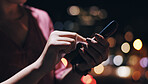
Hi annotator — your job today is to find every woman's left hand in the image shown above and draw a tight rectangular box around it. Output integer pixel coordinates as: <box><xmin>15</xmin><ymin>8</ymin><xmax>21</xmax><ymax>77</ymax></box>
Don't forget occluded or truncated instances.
<box><xmin>77</xmin><ymin>34</ymin><xmax>109</xmax><ymax>71</ymax></box>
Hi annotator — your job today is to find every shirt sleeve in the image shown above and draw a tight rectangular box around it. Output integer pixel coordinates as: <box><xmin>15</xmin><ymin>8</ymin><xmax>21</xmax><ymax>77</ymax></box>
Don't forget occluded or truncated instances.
<box><xmin>28</xmin><ymin>6</ymin><xmax>54</xmax><ymax>40</ymax></box>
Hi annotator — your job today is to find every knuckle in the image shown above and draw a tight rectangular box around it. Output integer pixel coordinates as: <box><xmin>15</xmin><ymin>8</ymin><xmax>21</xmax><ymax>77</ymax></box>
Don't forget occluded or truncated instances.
<box><xmin>73</xmin><ymin>32</ymin><xmax>77</xmax><ymax>35</ymax></box>
<box><xmin>71</xmin><ymin>39</ymin><xmax>76</xmax><ymax>42</ymax></box>
<box><xmin>50</xmin><ymin>31</ymin><xmax>55</xmax><ymax>36</ymax></box>
<box><xmin>51</xmin><ymin>31</ymin><xmax>59</xmax><ymax>35</ymax></box>
<box><xmin>74</xmin><ymin>33</ymin><xmax>78</xmax><ymax>38</ymax></box>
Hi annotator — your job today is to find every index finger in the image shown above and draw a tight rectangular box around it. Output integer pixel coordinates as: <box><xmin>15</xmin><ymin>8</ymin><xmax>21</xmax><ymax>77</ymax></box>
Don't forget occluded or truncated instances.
<box><xmin>94</xmin><ymin>34</ymin><xmax>109</xmax><ymax>47</ymax></box>
<box><xmin>76</xmin><ymin>34</ymin><xmax>86</xmax><ymax>43</ymax></box>
<box><xmin>56</xmin><ymin>31</ymin><xmax>86</xmax><ymax>43</ymax></box>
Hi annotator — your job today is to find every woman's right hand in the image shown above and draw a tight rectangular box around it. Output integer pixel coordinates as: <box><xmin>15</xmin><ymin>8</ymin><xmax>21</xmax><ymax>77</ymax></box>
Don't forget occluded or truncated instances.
<box><xmin>37</xmin><ymin>31</ymin><xmax>86</xmax><ymax>73</ymax></box>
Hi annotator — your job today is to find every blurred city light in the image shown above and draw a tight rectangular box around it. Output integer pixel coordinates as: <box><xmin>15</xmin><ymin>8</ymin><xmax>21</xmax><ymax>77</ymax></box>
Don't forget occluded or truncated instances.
<box><xmin>81</xmin><ymin>74</ymin><xmax>93</xmax><ymax>84</ymax></box>
<box><xmin>64</xmin><ymin>20</ymin><xmax>74</xmax><ymax>30</ymax></box>
<box><xmin>102</xmin><ymin>66</ymin><xmax>113</xmax><ymax>76</ymax></box>
<box><xmin>91</xmin><ymin>78</ymin><xmax>97</xmax><ymax>84</ymax></box>
<box><xmin>89</xmin><ymin>6</ymin><xmax>99</xmax><ymax>16</ymax></box>
<box><xmin>94</xmin><ymin>64</ymin><xmax>104</xmax><ymax>75</ymax></box>
<box><xmin>97</xmin><ymin>9</ymin><xmax>108</xmax><ymax>19</ymax></box>
<box><xmin>128</xmin><ymin>55</ymin><xmax>139</xmax><ymax>66</ymax></box>
<box><xmin>132</xmin><ymin>71</ymin><xmax>141</xmax><ymax>81</ymax></box>
<box><xmin>80</xmin><ymin>15</ymin><xmax>94</xmax><ymax>25</ymax></box>
<box><xmin>140</xmin><ymin>57</ymin><xmax>148</xmax><ymax>68</ymax></box>
<box><xmin>107</xmin><ymin>37</ymin><xmax>116</xmax><ymax>48</ymax></box>
<box><xmin>68</xmin><ymin>6</ymin><xmax>80</xmax><ymax>16</ymax></box>
<box><xmin>101</xmin><ymin>56</ymin><xmax>111</xmax><ymax>66</ymax></box>
<box><xmin>133</xmin><ymin>39</ymin><xmax>143</xmax><ymax>50</ymax></box>
<box><xmin>116</xmin><ymin>66</ymin><xmax>131</xmax><ymax>78</ymax></box>
<box><xmin>113</xmin><ymin>55</ymin><xmax>123</xmax><ymax>66</ymax></box>
<box><xmin>121</xmin><ymin>42</ymin><xmax>130</xmax><ymax>53</ymax></box>
<box><xmin>54</xmin><ymin>21</ymin><xmax>64</xmax><ymax>30</ymax></box>
<box><xmin>61</xmin><ymin>58</ymin><xmax>68</xmax><ymax>67</ymax></box>
<box><xmin>124</xmin><ymin>31</ymin><xmax>133</xmax><ymax>42</ymax></box>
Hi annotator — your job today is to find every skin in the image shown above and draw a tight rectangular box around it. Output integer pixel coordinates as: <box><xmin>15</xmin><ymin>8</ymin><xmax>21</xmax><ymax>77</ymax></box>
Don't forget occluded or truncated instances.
<box><xmin>0</xmin><ymin>0</ymin><xmax>109</xmax><ymax>84</ymax></box>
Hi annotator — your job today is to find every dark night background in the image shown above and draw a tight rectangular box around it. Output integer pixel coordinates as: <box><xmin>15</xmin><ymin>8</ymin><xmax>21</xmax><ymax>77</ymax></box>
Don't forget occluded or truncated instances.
<box><xmin>25</xmin><ymin>0</ymin><xmax>148</xmax><ymax>84</ymax></box>
<box><xmin>25</xmin><ymin>0</ymin><xmax>148</xmax><ymax>45</ymax></box>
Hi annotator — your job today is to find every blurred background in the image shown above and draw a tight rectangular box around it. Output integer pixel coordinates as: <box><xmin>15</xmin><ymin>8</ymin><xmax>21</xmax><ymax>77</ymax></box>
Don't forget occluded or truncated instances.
<box><xmin>26</xmin><ymin>0</ymin><xmax>148</xmax><ymax>84</ymax></box>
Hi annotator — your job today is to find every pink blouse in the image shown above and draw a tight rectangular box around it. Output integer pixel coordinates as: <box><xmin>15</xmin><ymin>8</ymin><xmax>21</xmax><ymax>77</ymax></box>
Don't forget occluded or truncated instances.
<box><xmin>0</xmin><ymin>6</ymin><xmax>55</xmax><ymax>84</ymax></box>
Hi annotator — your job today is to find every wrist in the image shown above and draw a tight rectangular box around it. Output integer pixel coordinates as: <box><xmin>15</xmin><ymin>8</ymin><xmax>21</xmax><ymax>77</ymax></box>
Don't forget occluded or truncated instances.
<box><xmin>33</xmin><ymin>58</ymin><xmax>50</xmax><ymax>75</ymax></box>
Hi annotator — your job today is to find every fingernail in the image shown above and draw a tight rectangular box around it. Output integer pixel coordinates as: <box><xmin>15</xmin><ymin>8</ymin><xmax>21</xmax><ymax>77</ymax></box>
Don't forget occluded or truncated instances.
<box><xmin>95</xmin><ymin>34</ymin><xmax>103</xmax><ymax>39</ymax></box>
<box><xmin>95</xmin><ymin>33</ymin><xmax>98</xmax><ymax>36</ymax></box>
<box><xmin>94</xmin><ymin>33</ymin><xmax>100</xmax><ymax>37</ymax></box>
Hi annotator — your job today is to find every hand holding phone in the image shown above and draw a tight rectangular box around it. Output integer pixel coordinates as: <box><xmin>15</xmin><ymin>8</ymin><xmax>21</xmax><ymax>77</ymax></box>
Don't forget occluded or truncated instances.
<box><xmin>64</xmin><ymin>20</ymin><xmax>118</xmax><ymax>75</ymax></box>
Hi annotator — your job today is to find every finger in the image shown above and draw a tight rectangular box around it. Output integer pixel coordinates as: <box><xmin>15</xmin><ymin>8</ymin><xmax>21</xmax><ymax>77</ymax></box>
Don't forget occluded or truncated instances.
<box><xmin>79</xmin><ymin>48</ymin><xmax>96</xmax><ymax>68</ymax></box>
<box><xmin>52</xmin><ymin>41</ymin><xmax>71</xmax><ymax>46</ymax></box>
<box><xmin>86</xmin><ymin>39</ymin><xmax>104</xmax><ymax>52</ymax></box>
<box><xmin>57</xmin><ymin>37</ymin><xmax>77</xmax><ymax>51</ymax></box>
<box><xmin>76</xmin><ymin>34</ymin><xmax>86</xmax><ymax>43</ymax></box>
<box><xmin>86</xmin><ymin>39</ymin><xmax>109</xmax><ymax>61</ymax></box>
<box><xmin>54</xmin><ymin>30</ymin><xmax>76</xmax><ymax>36</ymax></box>
<box><xmin>94</xmin><ymin>34</ymin><xmax>109</xmax><ymax>47</ymax></box>
<box><xmin>82</xmin><ymin>44</ymin><xmax>103</xmax><ymax>65</ymax></box>
<box><xmin>57</xmin><ymin>37</ymin><xmax>75</xmax><ymax>42</ymax></box>
<box><xmin>86</xmin><ymin>38</ymin><xmax>105</xmax><ymax>54</ymax></box>
<box><xmin>57</xmin><ymin>31</ymin><xmax>86</xmax><ymax>43</ymax></box>
<box><xmin>50</xmin><ymin>41</ymin><xmax>71</xmax><ymax>51</ymax></box>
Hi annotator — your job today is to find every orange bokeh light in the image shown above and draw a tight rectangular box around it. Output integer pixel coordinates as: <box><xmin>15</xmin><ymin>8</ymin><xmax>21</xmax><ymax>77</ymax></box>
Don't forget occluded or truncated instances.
<box><xmin>61</xmin><ymin>58</ymin><xmax>68</xmax><ymax>67</ymax></box>
<box><xmin>132</xmin><ymin>71</ymin><xmax>141</xmax><ymax>81</ymax></box>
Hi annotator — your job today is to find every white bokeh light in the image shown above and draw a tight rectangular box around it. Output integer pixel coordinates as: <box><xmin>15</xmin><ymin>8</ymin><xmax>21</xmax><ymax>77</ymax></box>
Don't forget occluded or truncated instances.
<box><xmin>113</xmin><ymin>55</ymin><xmax>123</xmax><ymax>66</ymax></box>
<box><xmin>116</xmin><ymin>66</ymin><xmax>131</xmax><ymax>78</ymax></box>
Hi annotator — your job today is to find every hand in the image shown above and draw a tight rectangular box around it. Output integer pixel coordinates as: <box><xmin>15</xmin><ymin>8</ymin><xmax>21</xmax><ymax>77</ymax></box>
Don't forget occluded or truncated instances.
<box><xmin>37</xmin><ymin>31</ymin><xmax>86</xmax><ymax>72</ymax></box>
<box><xmin>77</xmin><ymin>34</ymin><xmax>109</xmax><ymax>71</ymax></box>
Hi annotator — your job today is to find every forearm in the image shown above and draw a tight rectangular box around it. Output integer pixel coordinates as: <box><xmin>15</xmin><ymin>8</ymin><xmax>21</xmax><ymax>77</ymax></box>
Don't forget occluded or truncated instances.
<box><xmin>1</xmin><ymin>61</ymin><xmax>47</xmax><ymax>84</ymax></box>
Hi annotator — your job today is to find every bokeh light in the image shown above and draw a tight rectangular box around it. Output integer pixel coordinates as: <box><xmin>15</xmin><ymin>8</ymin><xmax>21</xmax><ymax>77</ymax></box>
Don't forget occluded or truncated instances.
<box><xmin>116</xmin><ymin>66</ymin><xmax>131</xmax><ymax>78</ymax></box>
<box><xmin>97</xmin><ymin>9</ymin><xmax>107</xmax><ymax>19</ymax></box>
<box><xmin>54</xmin><ymin>21</ymin><xmax>64</xmax><ymax>30</ymax></box>
<box><xmin>89</xmin><ymin>6</ymin><xmax>99</xmax><ymax>16</ymax></box>
<box><xmin>102</xmin><ymin>66</ymin><xmax>113</xmax><ymax>76</ymax></box>
<box><xmin>81</xmin><ymin>74</ymin><xmax>93</xmax><ymax>84</ymax></box>
<box><xmin>68</xmin><ymin>6</ymin><xmax>80</xmax><ymax>16</ymax></box>
<box><xmin>140</xmin><ymin>57</ymin><xmax>148</xmax><ymax>68</ymax></box>
<box><xmin>61</xmin><ymin>58</ymin><xmax>68</xmax><ymax>67</ymax></box>
<box><xmin>101</xmin><ymin>56</ymin><xmax>111</xmax><ymax>66</ymax></box>
<box><xmin>64</xmin><ymin>20</ymin><xmax>74</xmax><ymax>30</ymax></box>
<box><xmin>80</xmin><ymin>15</ymin><xmax>94</xmax><ymax>25</ymax></box>
<box><xmin>132</xmin><ymin>71</ymin><xmax>141</xmax><ymax>81</ymax></box>
<box><xmin>91</xmin><ymin>78</ymin><xmax>97</xmax><ymax>84</ymax></box>
<box><xmin>107</xmin><ymin>37</ymin><xmax>116</xmax><ymax>48</ymax></box>
<box><xmin>121</xmin><ymin>42</ymin><xmax>130</xmax><ymax>53</ymax></box>
<box><xmin>113</xmin><ymin>55</ymin><xmax>123</xmax><ymax>66</ymax></box>
<box><xmin>94</xmin><ymin>64</ymin><xmax>104</xmax><ymax>75</ymax></box>
<box><xmin>128</xmin><ymin>55</ymin><xmax>139</xmax><ymax>66</ymax></box>
<box><xmin>124</xmin><ymin>31</ymin><xmax>133</xmax><ymax>42</ymax></box>
<box><xmin>133</xmin><ymin>39</ymin><xmax>143</xmax><ymax>50</ymax></box>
